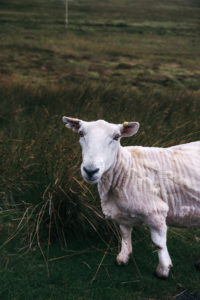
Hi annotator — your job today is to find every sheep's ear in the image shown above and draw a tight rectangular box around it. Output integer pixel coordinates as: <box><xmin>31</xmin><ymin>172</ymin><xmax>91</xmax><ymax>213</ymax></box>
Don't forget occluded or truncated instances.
<box><xmin>62</xmin><ymin>116</ymin><xmax>82</xmax><ymax>132</ymax></box>
<box><xmin>120</xmin><ymin>122</ymin><xmax>140</xmax><ymax>137</ymax></box>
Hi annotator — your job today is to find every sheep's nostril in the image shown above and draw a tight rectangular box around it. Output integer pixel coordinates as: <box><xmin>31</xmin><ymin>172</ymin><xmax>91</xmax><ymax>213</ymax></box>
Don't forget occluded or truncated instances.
<box><xmin>83</xmin><ymin>167</ymin><xmax>100</xmax><ymax>177</ymax></box>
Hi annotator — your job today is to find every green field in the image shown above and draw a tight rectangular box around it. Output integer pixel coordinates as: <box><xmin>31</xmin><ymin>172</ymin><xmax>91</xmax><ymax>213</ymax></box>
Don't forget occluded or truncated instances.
<box><xmin>0</xmin><ymin>0</ymin><xmax>200</xmax><ymax>299</ymax></box>
<box><xmin>1</xmin><ymin>0</ymin><xmax>200</xmax><ymax>89</ymax></box>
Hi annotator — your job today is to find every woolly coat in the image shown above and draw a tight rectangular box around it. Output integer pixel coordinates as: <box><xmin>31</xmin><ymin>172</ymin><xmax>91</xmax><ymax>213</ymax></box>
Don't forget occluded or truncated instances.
<box><xmin>98</xmin><ymin>141</ymin><xmax>200</xmax><ymax>227</ymax></box>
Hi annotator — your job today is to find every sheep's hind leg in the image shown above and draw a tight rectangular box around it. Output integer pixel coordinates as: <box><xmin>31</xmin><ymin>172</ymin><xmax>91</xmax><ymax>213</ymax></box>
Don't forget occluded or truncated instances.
<box><xmin>116</xmin><ymin>225</ymin><xmax>132</xmax><ymax>266</ymax></box>
<box><xmin>147</xmin><ymin>216</ymin><xmax>173</xmax><ymax>278</ymax></box>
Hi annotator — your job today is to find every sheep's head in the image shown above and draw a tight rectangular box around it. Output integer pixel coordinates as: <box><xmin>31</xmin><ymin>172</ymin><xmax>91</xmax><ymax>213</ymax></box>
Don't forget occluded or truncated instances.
<box><xmin>62</xmin><ymin>117</ymin><xmax>139</xmax><ymax>184</ymax></box>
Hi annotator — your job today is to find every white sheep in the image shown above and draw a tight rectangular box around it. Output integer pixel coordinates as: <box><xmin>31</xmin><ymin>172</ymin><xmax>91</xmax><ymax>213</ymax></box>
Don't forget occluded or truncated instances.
<box><xmin>62</xmin><ymin>117</ymin><xmax>200</xmax><ymax>278</ymax></box>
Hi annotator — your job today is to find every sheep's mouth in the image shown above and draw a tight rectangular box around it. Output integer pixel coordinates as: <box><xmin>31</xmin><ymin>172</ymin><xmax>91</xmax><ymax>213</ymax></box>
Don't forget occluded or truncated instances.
<box><xmin>83</xmin><ymin>175</ymin><xmax>100</xmax><ymax>184</ymax></box>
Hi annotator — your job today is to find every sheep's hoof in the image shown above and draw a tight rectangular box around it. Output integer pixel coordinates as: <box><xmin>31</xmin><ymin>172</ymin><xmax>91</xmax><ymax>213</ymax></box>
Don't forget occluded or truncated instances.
<box><xmin>115</xmin><ymin>253</ymin><xmax>131</xmax><ymax>267</ymax></box>
<box><xmin>195</xmin><ymin>260</ymin><xmax>200</xmax><ymax>271</ymax></box>
<box><xmin>154</xmin><ymin>270</ymin><xmax>167</xmax><ymax>280</ymax></box>
<box><xmin>115</xmin><ymin>259</ymin><xmax>129</xmax><ymax>267</ymax></box>
<box><xmin>155</xmin><ymin>264</ymin><xmax>172</xmax><ymax>279</ymax></box>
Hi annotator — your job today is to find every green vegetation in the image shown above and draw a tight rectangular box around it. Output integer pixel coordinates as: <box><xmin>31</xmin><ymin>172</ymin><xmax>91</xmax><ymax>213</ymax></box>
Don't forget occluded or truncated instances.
<box><xmin>1</xmin><ymin>231</ymin><xmax>200</xmax><ymax>300</ymax></box>
<box><xmin>0</xmin><ymin>0</ymin><xmax>200</xmax><ymax>299</ymax></box>
<box><xmin>0</xmin><ymin>0</ymin><xmax>200</xmax><ymax>88</ymax></box>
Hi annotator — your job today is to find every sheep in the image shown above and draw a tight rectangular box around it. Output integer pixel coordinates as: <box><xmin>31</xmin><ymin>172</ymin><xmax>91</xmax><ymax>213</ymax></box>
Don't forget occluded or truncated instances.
<box><xmin>62</xmin><ymin>117</ymin><xmax>200</xmax><ymax>278</ymax></box>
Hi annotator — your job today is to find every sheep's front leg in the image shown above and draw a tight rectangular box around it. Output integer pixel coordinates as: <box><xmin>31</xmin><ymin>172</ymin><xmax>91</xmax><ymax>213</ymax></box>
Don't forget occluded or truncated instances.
<box><xmin>116</xmin><ymin>225</ymin><xmax>132</xmax><ymax>266</ymax></box>
<box><xmin>148</xmin><ymin>217</ymin><xmax>172</xmax><ymax>278</ymax></box>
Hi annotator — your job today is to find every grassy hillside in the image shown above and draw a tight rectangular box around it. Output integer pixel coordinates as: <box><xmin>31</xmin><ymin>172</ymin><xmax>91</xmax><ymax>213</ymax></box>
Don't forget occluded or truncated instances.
<box><xmin>0</xmin><ymin>0</ymin><xmax>200</xmax><ymax>88</ymax></box>
<box><xmin>0</xmin><ymin>0</ymin><xmax>200</xmax><ymax>299</ymax></box>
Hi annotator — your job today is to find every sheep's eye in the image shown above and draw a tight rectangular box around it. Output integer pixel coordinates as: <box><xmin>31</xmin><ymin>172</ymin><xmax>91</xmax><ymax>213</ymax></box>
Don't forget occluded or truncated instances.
<box><xmin>79</xmin><ymin>131</ymin><xmax>84</xmax><ymax>137</ymax></box>
<box><xmin>113</xmin><ymin>134</ymin><xmax>120</xmax><ymax>141</ymax></box>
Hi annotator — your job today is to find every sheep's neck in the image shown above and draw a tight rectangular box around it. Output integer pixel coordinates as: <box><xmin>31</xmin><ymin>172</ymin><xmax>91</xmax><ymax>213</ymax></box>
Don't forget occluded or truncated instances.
<box><xmin>98</xmin><ymin>145</ymin><xmax>130</xmax><ymax>196</ymax></box>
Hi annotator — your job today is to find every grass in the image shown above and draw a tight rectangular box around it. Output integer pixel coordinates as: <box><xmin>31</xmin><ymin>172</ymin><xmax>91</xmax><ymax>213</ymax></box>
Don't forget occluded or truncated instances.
<box><xmin>0</xmin><ymin>0</ymin><xmax>200</xmax><ymax>88</ymax></box>
<box><xmin>1</xmin><ymin>83</ymin><xmax>200</xmax><ymax>299</ymax></box>
<box><xmin>1</xmin><ymin>229</ymin><xmax>200</xmax><ymax>300</ymax></box>
<box><xmin>0</xmin><ymin>0</ymin><xmax>200</xmax><ymax>299</ymax></box>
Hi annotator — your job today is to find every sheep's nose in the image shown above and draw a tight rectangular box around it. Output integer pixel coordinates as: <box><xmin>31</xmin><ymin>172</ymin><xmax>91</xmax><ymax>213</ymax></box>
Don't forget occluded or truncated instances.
<box><xmin>83</xmin><ymin>167</ymin><xmax>99</xmax><ymax>178</ymax></box>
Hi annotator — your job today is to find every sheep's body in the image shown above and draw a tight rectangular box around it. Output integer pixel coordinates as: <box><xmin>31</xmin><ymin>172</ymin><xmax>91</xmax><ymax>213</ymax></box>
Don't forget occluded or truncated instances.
<box><xmin>62</xmin><ymin>117</ymin><xmax>200</xmax><ymax>278</ymax></box>
<box><xmin>99</xmin><ymin>141</ymin><xmax>200</xmax><ymax>228</ymax></box>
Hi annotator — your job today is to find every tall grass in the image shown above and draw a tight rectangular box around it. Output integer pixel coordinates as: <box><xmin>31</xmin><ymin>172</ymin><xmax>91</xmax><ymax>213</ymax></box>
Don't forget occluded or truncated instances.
<box><xmin>1</xmin><ymin>82</ymin><xmax>200</xmax><ymax>250</ymax></box>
